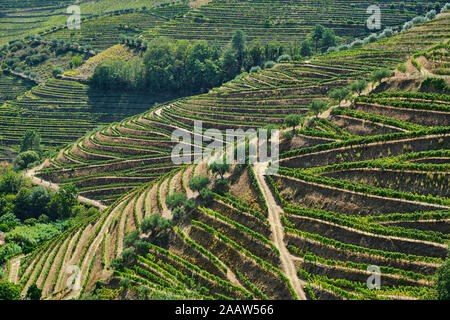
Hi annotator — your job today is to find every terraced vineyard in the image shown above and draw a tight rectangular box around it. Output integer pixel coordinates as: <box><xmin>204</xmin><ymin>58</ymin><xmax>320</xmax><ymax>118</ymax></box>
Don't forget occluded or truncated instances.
<box><xmin>0</xmin><ymin>0</ymin><xmax>175</xmax><ymax>44</ymax></box>
<box><xmin>0</xmin><ymin>74</ymin><xmax>34</xmax><ymax>103</ymax></box>
<box><xmin>41</xmin><ymin>4</ymin><xmax>191</xmax><ymax>50</ymax></box>
<box><xmin>2</xmin><ymin>11</ymin><xmax>445</xmax><ymax>301</ymax></box>
<box><xmin>0</xmin><ymin>78</ymin><xmax>171</xmax><ymax>158</ymax></box>
<box><xmin>148</xmin><ymin>0</ymin><xmax>447</xmax><ymax>45</ymax></box>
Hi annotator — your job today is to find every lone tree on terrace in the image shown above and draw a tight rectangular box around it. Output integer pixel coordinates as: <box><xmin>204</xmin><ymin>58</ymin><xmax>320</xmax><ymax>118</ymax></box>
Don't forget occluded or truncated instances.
<box><xmin>311</xmin><ymin>24</ymin><xmax>325</xmax><ymax>53</ymax></box>
<box><xmin>348</xmin><ymin>79</ymin><xmax>367</xmax><ymax>97</ymax></box>
<box><xmin>284</xmin><ymin>114</ymin><xmax>303</xmax><ymax>134</ymax></box>
<box><xmin>309</xmin><ymin>100</ymin><xmax>328</xmax><ymax>119</ymax></box>
<box><xmin>188</xmin><ymin>175</ymin><xmax>210</xmax><ymax>193</ymax></box>
<box><xmin>208</xmin><ymin>161</ymin><xmax>231</xmax><ymax>180</ymax></box>
<box><xmin>370</xmin><ymin>68</ymin><xmax>393</xmax><ymax>86</ymax></box>
<box><xmin>231</xmin><ymin>30</ymin><xmax>246</xmax><ymax>69</ymax></box>
<box><xmin>166</xmin><ymin>192</ymin><xmax>187</xmax><ymax>210</ymax></box>
<box><xmin>20</xmin><ymin>129</ymin><xmax>41</xmax><ymax>153</ymax></box>
<box><xmin>140</xmin><ymin>213</ymin><xmax>172</xmax><ymax>236</ymax></box>
<box><xmin>328</xmin><ymin>87</ymin><xmax>350</xmax><ymax>107</ymax></box>
<box><xmin>26</xmin><ymin>284</ymin><xmax>42</xmax><ymax>300</ymax></box>
<box><xmin>300</xmin><ymin>40</ymin><xmax>313</xmax><ymax>57</ymax></box>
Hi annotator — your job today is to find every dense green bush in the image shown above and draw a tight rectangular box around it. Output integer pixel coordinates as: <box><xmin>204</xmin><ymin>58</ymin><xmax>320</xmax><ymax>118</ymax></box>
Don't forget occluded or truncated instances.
<box><xmin>188</xmin><ymin>175</ymin><xmax>210</xmax><ymax>192</ymax></box>
<box><xmin>0</xmin><ymin>281</ymin><xmax>22</xmax><ymax>300</ymax></box>
<box><xmin>13</xmin><ymin>150</ymin><xmax>40</xmax><ymax>171</ymax></box>
<box><xmin>420</xmin><ymin>77</ymin><xmax>450</xmax><ymax>93</ymax></box>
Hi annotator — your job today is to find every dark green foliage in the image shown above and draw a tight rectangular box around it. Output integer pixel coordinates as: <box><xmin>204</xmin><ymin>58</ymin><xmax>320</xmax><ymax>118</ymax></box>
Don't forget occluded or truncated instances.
<box><xmin>121</xmin><ymin>248</ymin><xmax>136</xmax><ymax>266</ymax></box>
<box><xmin>124</xmin><ymin>230</ymin><xmax>140</xmax><ymax>248</ymax></box>
<box><xmin>320</xmin><ymin>28</ymin><xmax>337</xmax><ymax>52</ymax></box>
<box><xmin>0</xmin><ymin>213</ymin><xmax>20</xmax><ymax>233</ymax></box>
<box><xmin>199</xmin><ymin>188</ymin><xmax>214</xmax><ymax>203</ymax></box>
<box><xmin>284</xmin><ymin>114</ymin><xmax>303</xmax><ymax>134</ymax></box>
<box><xmin>231</xmin><ymin>30</ymin><xmax>246</xmax><ymax>68</ymax></box>
<box><xmin>13</xmin><ymin>150</ymin><xmax>40</xmax><ymax>171</ymax></box>
<box><xmin>311</xmin><ymin>25</ymin><xmax>325</xmax><ymax>53</ymax></box>
<box><xmin>348</xmin><ymin>79</ymin><xmax>367</xmax><ymax>96</ymax></box>
<box><xmin>420</xmin><ymin>77</ymin><xmax>450</xmax><ymax>94</ymax></box>
<box><xmin>435</xmin><ymin>250</ymin><xmax>450</xmax><ymax>300</ymax></box>
<box><xmin>188</xmin><ymin>175</ymin><xmax>210</xmax><ymax>192</ymax></box>
<box><xmin>0</xmin><ymin>170</ymin><xmax>27</xmax><ymax>194</ymax></box>
<box><xmin>19</xmin><ymin>129</ymin><xmax>41</xmax><ymax>153</ymax></box>
<box><xmin>172</xmin><ymin>207</ymin><xmax>186</xmax><ymax>220</ymax></box>
<box><xmin>90</xmin><ymin>31</ymin><xmax>301</xmax><ymax>95</ymax></box>
<box><xmin>52</xmin><ymin>67</ymin><xmax>63</xmax><ymax>77</ymax></box>
<box><xmin>328</xmin><ymin>88</ymin><xmax>350</xmax><ymax>107</ymax></box>
<box><xmin>0</xmin><ymin>243</ymin><xmax>21</xmax><ymax>264</ymax></box>
<box><xmin>26</xmin><ymin>284</ymin><xmax>42</xmax><ymax>300</ymax></box>
<box><xmin>370</xmin><ymin>68</ymin><xmax>393</xmax><ymax>85</ymax></box>
<box><xmin>140</xmin><ymin>213</ymin><xmax>172</xmax><ymax>235</ymax></box>
<box><xmin>13</xmin><ymin>187</ymin><xmax>32</xmax><ymax>220</ymax></box>
<box><xmin>165</xmin><ymin>192</ymin><xmax>187</xmax><ymax>210</ymax></box>
<box><xmin>109</xmin><ymin>258</ymin><xmax>124</xmax><ymax>271</ymax></box>
<box><xmin>208</xmin><ymin>162</ymin><xmax>231</xmax><ymax>179</ymax></box>
<box><xmin>300</xmin><ymin>40</ymin><xmax>313</xmax><ymax>57</ymax></box>
<box><xmin>309</xmin><ymin>100</ymin><xmax>328</xmax><ymax>118</ymax></box>
<box><xmin>213</xmin><ymin>178</ymin><xmax>229</xmax><ymax>194</ymax></box>
<box><xmin>46</xmin><ymin>184</ymin><xmax>79</xmax><ymax>220</ymax></box>
<box><xmin>0</xmin><ymin>281</ymin><xmax>21</xmax><ymax>300</ymax></box>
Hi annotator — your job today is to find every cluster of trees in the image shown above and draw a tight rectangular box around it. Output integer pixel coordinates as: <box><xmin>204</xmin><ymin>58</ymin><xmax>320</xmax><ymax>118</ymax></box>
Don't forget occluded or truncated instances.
<box><xmin>111</xmin><ymin>212</ymin><xmax>173</xmax><ymax>272</ymax></box>
<box><xmin>0</xmin><ymin>169</ymin><xmax>81</xmax><ymax>228</ymax></box>
<box><xmin>433</xmin><ymin>250</ymin><xmax>450</xmax><ymax>300</ymax></box>
<box><xmin>0</xmin><ymin>281</ymin><xmax>42</xmax><ymax>300</ymax></box>
<box><xmin>0</xmin><ymin>165</ymin><xmax>96</xmax><ymax>269</ymax></box>
<box><xmin>188</xmin><ymin>175</ymin><xmax>213</xmax><ymax>203</ymax></box>
<box><xmin>92</xmin><ymin>31</ymin><xmax>289</xmax><ymax>94</ymax></box>
<box><xmin>91</xmin><ymin>26</ymin><xmax>338</xmax><ymax>95</ymax></box>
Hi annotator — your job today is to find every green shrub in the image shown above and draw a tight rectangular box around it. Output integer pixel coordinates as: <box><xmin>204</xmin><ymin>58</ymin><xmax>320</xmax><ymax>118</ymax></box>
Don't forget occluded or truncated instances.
<box><xmin>188</xmin><ymin>175</ymin><xmax>210</xmax><ymax>192</ymax></box>
<box><xmin>166</xmin><ymin>192</ymin><xmax>187</xmax><ymax>209</ymax></box>
<box><xmin>0</xmin><ymin>281</ymin><xmax>22</xmax><ymax>300</ymax></box>
<box><xmin>420</xmin><ymin>77</ymin><xmax>449</xmax><ymax>93</ymax></box>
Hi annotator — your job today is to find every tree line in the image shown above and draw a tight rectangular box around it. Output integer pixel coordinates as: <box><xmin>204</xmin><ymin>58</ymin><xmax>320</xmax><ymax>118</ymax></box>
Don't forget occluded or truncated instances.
<box><xmin>90</xmin><ymin>26</ymin><xmax>338</xmax><ymax>95</ymax></box>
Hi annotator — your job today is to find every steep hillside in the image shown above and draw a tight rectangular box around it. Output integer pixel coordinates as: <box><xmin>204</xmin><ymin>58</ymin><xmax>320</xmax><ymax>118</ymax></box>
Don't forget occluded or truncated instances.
<box><xmin>0</xmin><ymin>78</ymin><xmax>173</xmax><ymax>157</ymax></box>
<box><xmin>148</xmin><ymin>0</ymin><xmax>447</xmax><ymax>45</ymax></box>
<box><xmin>13</xmin><ymin>0</ymin><xmax>447</xmax><ymax>52</ymax></box>
<box><xmin>40</xmin><ymin>4</ymin><xmax>191</xmax><ymax>51</ymax></box>
<box><xmin>0</xmin><ymin>0</ymin><xmax>175</xmax><ymax>45</ymax></box>
<box><xmin>7</xmin><ymin>12</ymin><xmax>448</xmax><ymax>300</ymax></box>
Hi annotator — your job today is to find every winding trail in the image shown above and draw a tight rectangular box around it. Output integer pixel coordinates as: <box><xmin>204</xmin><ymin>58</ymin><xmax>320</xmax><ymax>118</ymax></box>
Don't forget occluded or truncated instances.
<box><xmin>24</xmin><ymin>162</ymin><xmax>107</xmax><ymax>211</ymax></box>
<box><xmin>253</xmin><ymin>162</ymin><xmax>306</xmax><ymax>300</ymax></box>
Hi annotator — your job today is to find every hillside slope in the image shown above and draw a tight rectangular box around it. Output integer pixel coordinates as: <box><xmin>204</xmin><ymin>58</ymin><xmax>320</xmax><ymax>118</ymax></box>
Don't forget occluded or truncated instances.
<box><xmin>9</xmin><ymin>12</ymin><xmax>449</xmax><ymax>300</ymax></box>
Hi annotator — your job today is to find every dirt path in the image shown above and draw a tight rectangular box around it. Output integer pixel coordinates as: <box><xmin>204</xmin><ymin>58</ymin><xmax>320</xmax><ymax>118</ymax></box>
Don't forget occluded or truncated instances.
<box><xmin>8</xmin><ymin>256</ymin><xmax>22</xmax><ymax>283</ymax></box>
<box><xmin>24</xmin><ymin>162</ymin><xmax>107</xmax><ymax>211</ymax></box>
<box><xmin>252</xmin><ymin>162</ymin><xmax>306</xmax><ymax>300</ymax></box>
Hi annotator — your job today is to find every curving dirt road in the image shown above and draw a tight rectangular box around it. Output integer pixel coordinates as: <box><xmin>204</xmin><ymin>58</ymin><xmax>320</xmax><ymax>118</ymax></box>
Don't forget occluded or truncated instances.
<box><xmin>253</xmin><ymin>162</ymin><xmax>306</xmax><ymax>300</ymax></box>
<box><xmin>24</xmin><ymin>162</ymin><xmax>107</xmax><ymax>211</ymax></box>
